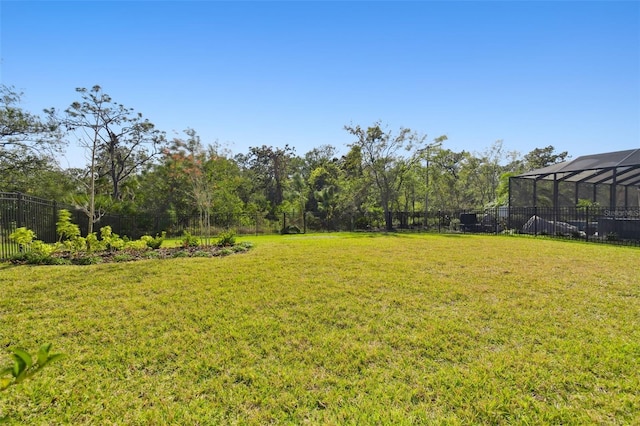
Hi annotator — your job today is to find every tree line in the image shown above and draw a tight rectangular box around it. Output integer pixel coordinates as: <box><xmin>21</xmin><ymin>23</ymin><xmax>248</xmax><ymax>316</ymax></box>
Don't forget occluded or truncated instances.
<box><xmin>1</xmin><ymin>84</ymin><xmax>569</xmax><ymax>231</ymax></box>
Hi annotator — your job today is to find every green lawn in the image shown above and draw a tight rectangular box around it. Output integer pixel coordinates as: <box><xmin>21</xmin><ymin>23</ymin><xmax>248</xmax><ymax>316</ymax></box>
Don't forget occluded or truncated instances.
<box><xmin>0</xmin><ymin>233</ymin><xmax>638</xmax><ymax>424</ymax></box>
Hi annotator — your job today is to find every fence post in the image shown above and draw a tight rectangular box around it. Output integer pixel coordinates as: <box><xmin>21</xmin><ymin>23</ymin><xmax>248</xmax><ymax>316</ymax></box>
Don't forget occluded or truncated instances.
<box><xmin>282</xmin><ymin>212</ymin><xmax>286</xmax><ymax>233</ymax></box>
<box><xmin>53</xmin><ymin>201</ymin><xmax>58</xmax><ymax>242</ymax></box>
<box><xmin>303</xmin><ymin>211</ymin><xmax>306</xmax><ymax>234</ymax></box>
<box><xmin>16</xmin><ymin>192</ymin><xmax>23</xmax><ymax>229</ymax></box>
<box><xmin>585</xmin><ymin>206</ymin><xmax>589</xmax><ymax>242</ymax></box>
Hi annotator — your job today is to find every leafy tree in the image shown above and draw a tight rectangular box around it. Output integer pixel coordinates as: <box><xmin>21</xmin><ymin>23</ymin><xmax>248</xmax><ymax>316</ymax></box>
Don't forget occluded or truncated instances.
<box><xmin>0</xmin><ymin>85</ymin><xmax>63</xmax><ymax>172</ymax></box>
<box><xmin>523</xmin><ymin>145</ymin><xmax>569</xmax><ymax>170</ymax></box>
<box><xmin>0</xmin><ymin>87</ymin><xmax>74</xmax><ymax>199</ymax></box>
<box><xmin>237</xmin><ymin>145</ymin><xmax>296</xmax><ymax>219</ymax></box>
<box><xmin>345</xmin><ymin>122</ymin><xmax>443</xmax><ymax>230</ymax></box>
<box><xmin>428</xmin><ymin>148</ymin><xmax>468</xmax><ymax>211</ymax></box>
<box><xmin>166</xmin><ymin>129</ymin><xmax>214</xmax><ymax>242</ymax></box>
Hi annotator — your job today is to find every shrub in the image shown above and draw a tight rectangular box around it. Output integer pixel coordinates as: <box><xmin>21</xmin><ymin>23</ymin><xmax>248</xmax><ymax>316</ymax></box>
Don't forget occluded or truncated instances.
<box><xmin>100</xmin><ymin>226</ymin><xmax>125</xmax><ymax>251</ymax></box>
<box><xmin>9</xmin><ymin>227</ymin><xmax>36</xmax><ymax>250</ymax></box>
<box><xmin>56</xmin><ymin>209</ymin><xmax>80</xmax><ymax>241</ymax></box>
<box><xmin>216</xmin><ymin>248</ymin><xmax>234</xmax><ymax>257</ymax></box>
<box><xmin>181</xmin><ymin>231</ymin><xmax>200</xmax><ymax>248</ymax></box>
<box><xmin>30</xmin><ymin>240</ymin><xmax>55</xmax><ymax>257</ymax></box>
<box><xmin>216</xmin><ymin>231</ymin><xmax>236</xmax><ymax>247</ymax></box>
<box><xmin>140</xmin><ymin>232</ymin><xmax>166</xmax><ymax>250</ymax></box>
<box><xmin>85</xmin><ymin>233</ymin><xmax>107</xmax><ymax>253</ymax></box>
<box><xmin>124</xmin><ymin>240</ymin><xmax>148</xmax><ymax>251</ymax></box>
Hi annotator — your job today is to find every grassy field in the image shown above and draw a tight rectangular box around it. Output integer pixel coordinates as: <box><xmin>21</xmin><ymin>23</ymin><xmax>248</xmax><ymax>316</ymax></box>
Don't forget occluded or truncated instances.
<box><xmin>0</xmin><ymin>233</ymin><xmax>638</xmax><ymax>424</ymax></box>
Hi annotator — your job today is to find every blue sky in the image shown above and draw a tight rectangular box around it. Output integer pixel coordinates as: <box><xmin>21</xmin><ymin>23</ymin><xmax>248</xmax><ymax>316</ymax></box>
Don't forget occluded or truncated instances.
<box><xmin>1</xmin><ymin>1</ymin><xmax>639</xmax><ymax>168</ymax></box>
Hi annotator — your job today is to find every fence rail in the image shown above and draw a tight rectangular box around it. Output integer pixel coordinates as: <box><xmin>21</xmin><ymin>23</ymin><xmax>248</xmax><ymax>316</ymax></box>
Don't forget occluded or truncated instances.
<box><xmin>1</xmin><ymin>192</ymin><xmax>639</xmax><ymax>259</ymax></box>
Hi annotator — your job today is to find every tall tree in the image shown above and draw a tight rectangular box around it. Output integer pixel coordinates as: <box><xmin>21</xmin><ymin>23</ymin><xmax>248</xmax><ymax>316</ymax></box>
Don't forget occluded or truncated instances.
<box><xmin>0</xmin><ymin>85</ymin><xmax>63</xmax><ymax>183</ymax></box>
<box><xmin>50</xmin><ymin>85</ymin><xmax>165</xmax><ymax>233</ymax></box>
<box><xmin>523</xmin><ymin>145</ymin><xmax>569</xmax><ymax>170</ymax></box>
<box><xmin>345</xmin><ymin>122</ymin><xmax>443</xmax><ymax>230</ymax></box>
<box><xmin>237</xmin><ymin>145</ymin><xmax>295</xmax><ymax>219</ymax></box>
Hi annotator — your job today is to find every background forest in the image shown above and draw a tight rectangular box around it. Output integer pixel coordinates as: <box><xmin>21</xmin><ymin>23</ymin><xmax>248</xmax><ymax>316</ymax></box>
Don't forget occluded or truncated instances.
<box><xmin>1</xmin><ymin>85</ymin><xmax>569</xmax><ymax>232</ymax></box>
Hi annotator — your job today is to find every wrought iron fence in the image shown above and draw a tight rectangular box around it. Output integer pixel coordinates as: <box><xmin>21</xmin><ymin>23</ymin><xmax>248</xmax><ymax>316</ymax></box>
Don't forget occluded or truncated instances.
<box><xmin>1</xmin><ymin>192</ymin><xmax>638</xmax><ymax>259</ymax></box>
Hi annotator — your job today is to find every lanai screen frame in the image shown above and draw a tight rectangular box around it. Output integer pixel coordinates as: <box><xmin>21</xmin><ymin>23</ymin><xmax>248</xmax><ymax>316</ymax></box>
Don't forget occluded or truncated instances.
<box><xmin>509</xmin><ymin>149</ymin><xmax>640</xmax><ymax>210</ymax></box>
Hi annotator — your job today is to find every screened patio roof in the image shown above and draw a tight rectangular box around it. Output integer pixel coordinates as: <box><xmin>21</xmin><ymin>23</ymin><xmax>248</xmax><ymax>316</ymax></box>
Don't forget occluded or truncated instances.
<box><xmin>515</xmin><ymin>148</ymin><xmax>640</xmax><ymax>187</ymax></box>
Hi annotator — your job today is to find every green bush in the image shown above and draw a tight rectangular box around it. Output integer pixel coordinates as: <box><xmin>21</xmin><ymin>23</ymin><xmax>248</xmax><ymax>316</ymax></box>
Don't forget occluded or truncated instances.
<box><xmin>216</xmin><ymin>248</ymin><xmax>234</xmax><ymax>257</ymax></box>
<box><xmin>124</xmin><ymin>240</ymin><xmax>148</xmax><ymax>251</ymax></box>
<box><xmin>181</xmin><ymin>231</ymin><xmax>200</xmax><ymax>248</ymax></box>
<box><xmin>56</xmin><ymin>209</ymin><xmax>80</xmax><ymax>241</ymax></box>
<box><xmin>101</xmin><ymin>226</ymin><xmax>125</xmax><ymax>251</ymax></box>
<box><xmin>216</xmin><ymin>231</ymin><xmax>236</xmax><ymax>247</ymax></box>
<box><xmin>9</xmin><ymin>227</ymin><xmax>36</xmax><ymax>250</ymax></box>
<box><xmin>140</xmin><ymin>232</ymin><xmax>166</xmax><ymax>249</ymax></box>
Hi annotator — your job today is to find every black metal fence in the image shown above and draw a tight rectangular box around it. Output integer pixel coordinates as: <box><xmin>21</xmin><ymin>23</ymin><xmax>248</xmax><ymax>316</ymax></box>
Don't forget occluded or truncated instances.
<box><xmin>2</xmin><ymin>192</ymin><xmax>639</xmax><ymax>259</ymax></box>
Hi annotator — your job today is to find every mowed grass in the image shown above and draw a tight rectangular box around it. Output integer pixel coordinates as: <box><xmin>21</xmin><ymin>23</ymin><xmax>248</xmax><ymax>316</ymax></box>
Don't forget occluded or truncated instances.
<box><xmin>0</xmin><ymin>234</ymin><xmax>638</xmax><ymax>424</ymax></box>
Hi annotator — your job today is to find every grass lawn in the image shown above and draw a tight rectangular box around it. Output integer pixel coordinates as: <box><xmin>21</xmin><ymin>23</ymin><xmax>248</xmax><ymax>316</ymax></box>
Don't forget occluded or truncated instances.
<box><xmin>0</xmin><ymin>233</ymin><xmax>638</xmax><ymax>424</ymax></box>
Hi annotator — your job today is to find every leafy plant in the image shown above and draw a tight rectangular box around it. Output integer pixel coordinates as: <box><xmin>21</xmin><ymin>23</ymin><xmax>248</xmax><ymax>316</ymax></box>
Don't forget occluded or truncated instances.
<box><xmin>113</xmin><ymin>253</ymin><xmax>135</xmax><ymax>262</ymax></box>
<box><xmin>56</xmin><ymin>209</ymin><xmax>80</xmax><ymax>241</ymax></box>
<box><xmin>9</xmin><ymin>227</ymin><xmax>36</xmax><ymax>251</ymax></box>
<box><xmin>140</xmin><ymin>232</ymin><xmax>166</xmax><ymax>249</ymax></box>
<box><xmin>85</xmin><ymin>232</ymin><xmax>107</xmax><ymax>253</ymax></box>
<box><xmin>577</xmin><ymin>199</ymin><xmax>600</xmax><ymax>209</ymax></box>
<box><xmin>216</xmin><ymin>231</ymin><xmax>236</xmax><ymax>247</ymax></box>
<box><xmin>181</xmin><ymin>231</ymin><xmax>200</xmax><ymax>248</ymax></box>
<box><xmin>74</xmin><ymin>255</ymin><xmax>103</xmax><ymax>265</ymax></box>
<box><xmin>216</xmin><ymin>248</ymin><xmax>234</xmax><ymax>256</ymax></box>
<box><xmin>0</xmin><ymin>344</ymin><xmax>64</xmax><ymax>391</ymax></box>
<box><xmin>100</xmin><ymin>226</ymin><xmax>125</xmax><ymax>251</ymax></box>
<box><xmin>124</xmin><ymin>240</ymin><xmax>148</xmax><ymax>251</ymax></box>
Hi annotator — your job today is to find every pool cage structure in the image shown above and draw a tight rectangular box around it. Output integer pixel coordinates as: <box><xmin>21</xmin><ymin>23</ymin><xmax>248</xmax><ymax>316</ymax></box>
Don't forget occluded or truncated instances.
<box><xmin>508</xmin><ymin>149</ymin><xmax>640</xmax><ymax>240</ymax></box>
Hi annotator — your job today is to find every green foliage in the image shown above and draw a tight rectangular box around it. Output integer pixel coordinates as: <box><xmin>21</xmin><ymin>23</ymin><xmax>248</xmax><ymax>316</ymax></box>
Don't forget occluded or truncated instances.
<box><xmin>100</xmin><ymin>226</ymin><xmax>125</xmax><ymax>251</ymax></box>
<box><xmin>577</xmin><ymin>199</ymin><xmax>600</xmax><ymax>208</ymax></box>
<box><xmin>9</xmin><ymin>227</ymin><xmax>36</xmax><ymax>250</ymax></box>
<box><xmin>29</xmin><ymin>240</ymin><xmax>55</xmax><ymax>257</ymax></box>
<box><xmin>124</xmin><ymin>240</ymin><xmax>148</xmax><ymax>251</ymax></box>
<box><xmin>140</xmin><ymin>232</ymin><xmax>166</xmax><ymax>249</ymax></box>
<box><xmin>113</xmin><ymin>253</ymin><xmax>135</xmax><ymax>262</ymax></box>
<box><xmin>56</xmin><ymin>209</ymin><xmax>80</xmax><ymax>241</ymax></box>
<box><xmin>0</xmin><ymin>344</ymin><xmax>64</xmax><ymax>391</ymax></box>
<box><xmin>216</xmin><ymin>248</ymin><xmax>234</xmax><ymax>256</ymax></box>
<box><xmin>216</xmin><ymin>230</ymin><xmax>236</xmax><ymax>247</ymax></box>
<box><xmin>181</xmin><ymin>231</ymin><xmax>200</xmax><ymax>248</ymax></box>
<box><xmin>62</xmin><ymin>236</ymin><xmax>88</xmax><ymax>256</ymax></box>
<box><xmin>74</xmin><ymin>255</ymin><xmax>103</xmax><ymax>265</ymax></box>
